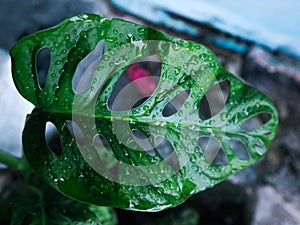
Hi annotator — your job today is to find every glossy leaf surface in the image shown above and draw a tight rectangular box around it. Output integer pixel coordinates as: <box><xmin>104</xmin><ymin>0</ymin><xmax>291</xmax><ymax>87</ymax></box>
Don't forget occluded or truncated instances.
<box><xmin>10</xmin><ymin>14</ymin><xmax>278</xmax><ymax>211</ymax></box>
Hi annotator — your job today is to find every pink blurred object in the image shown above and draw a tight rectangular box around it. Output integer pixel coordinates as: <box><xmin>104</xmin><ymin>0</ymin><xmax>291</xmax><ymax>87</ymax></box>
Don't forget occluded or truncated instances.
<box><xmin>127</xmin><ymin>63</ymin><xmax>157</xmax><ymax>97</ymax></box>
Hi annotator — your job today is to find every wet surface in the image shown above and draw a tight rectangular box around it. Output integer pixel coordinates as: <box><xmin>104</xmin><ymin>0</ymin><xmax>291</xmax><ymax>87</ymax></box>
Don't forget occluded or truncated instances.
<box><xmin>0</xmin><ymin>0</ymin><xmax>300</xmax><ymax>224</ymax></box>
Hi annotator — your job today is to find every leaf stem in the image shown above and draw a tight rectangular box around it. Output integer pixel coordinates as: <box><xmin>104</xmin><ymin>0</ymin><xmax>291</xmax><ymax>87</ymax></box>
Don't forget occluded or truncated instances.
<box><xmin>0</xmin><ymin>149</ymin><xmax>21</xmax><ymax>169</ymax></box>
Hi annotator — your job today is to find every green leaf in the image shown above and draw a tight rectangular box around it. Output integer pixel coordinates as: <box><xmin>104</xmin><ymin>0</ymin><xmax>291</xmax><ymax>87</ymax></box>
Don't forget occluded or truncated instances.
<box><xmin>1</xmin><ymin>177</ymin><xmax>117</xmax><ymax>225</ymax></box>
<box><xmin>10</xmin><ymin>13</ymin><xmax>278</xmax><ymax>211</ymax></box>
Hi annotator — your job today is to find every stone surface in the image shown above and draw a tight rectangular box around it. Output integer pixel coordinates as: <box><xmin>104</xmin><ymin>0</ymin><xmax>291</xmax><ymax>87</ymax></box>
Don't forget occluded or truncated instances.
<box><xmin>242</xmin><ymin>46</ymin><xmax>300</xmax><ymax>110</ymax></box>
<box><xmin>252</xmin><ymin>186</ymin><xmax>300</xmax><ymax>225</ymax></box>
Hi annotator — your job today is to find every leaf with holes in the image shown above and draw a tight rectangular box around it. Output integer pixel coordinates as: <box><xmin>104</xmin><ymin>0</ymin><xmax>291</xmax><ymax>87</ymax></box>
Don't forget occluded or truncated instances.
<box><xmin>10</xmin><ymin>14</ymin><xmax>278</xmax><ymax>211</ymax></box>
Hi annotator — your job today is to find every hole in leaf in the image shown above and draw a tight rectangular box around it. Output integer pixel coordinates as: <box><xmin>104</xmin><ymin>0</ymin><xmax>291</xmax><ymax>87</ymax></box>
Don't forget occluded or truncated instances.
<box><xmin>162</xmin><ymin>89</ymin><xmax>190</xmax><ymax>117</ymax></box>
<box><xmin>93</xmin><ymin>134</ymin><xmax>111</xmax><ymax>150</ymax></box>
<box><xmin>36</xmin><ymin>47</ymin><xmax>51</xmax><ymax>89</ymax></box>
<box><xmin>93</xmin><ymin>134</ymin><xmax>119</xmax><ymax>177</ymax></box>
<box><xmin>198</xmin><ymin>136</ymin><xmax>228</xmax><ymax>165</ymax></box>
<box><xmin>255</xmin><ymin>141</ymin><xmax>265</xmax><ymax>148</ymax></box>
<box><xmin>66</xmin><ymin>121</ymin><xmax>85</xmax><ymax>147</ymax></box>
<box><xmin>199</xmin><ymin>79</ymin><xmax>230</xmax><ymax>120</ymax></box>
<box><xmin>154</xmin><ymin>136</ymin><xmax>180</xmax><ymax>171</ymax></box>
<box><xmin>108</xmin><ymin>55</ymin><xmax>161</xmax><ymax>111</ymax></box>
<box><xmin>229</xmin><ymin>138</ymin><xmax>250</xmax><ymax>161</ymax></box>
<box><xmin>72</xmin><ymin>40</ymin><xmax>104</xmax><ymax>93</ymax></box>
<box><xmin>132</xmin><ymin>97</ymin><xmax>149</xmax><ymax>109</ymax></box>
<box><xmin>132</xmin><ymin>129</ymin><xmax>155</xmax><ymax>156</ymax></box>
<box><xmin>45</xmin><ymin>122</ymin><xmax>62</xmax><ymax>156</ymax></box>
<box><xmin>211</xmin><ymin>148</ymin><xmax>228</xmax><ymax>166</ymax></box>
<box><xmin>240</xmin><ymin>112</ymin><xmax>272</xmax><ymax>132</ymax></box>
